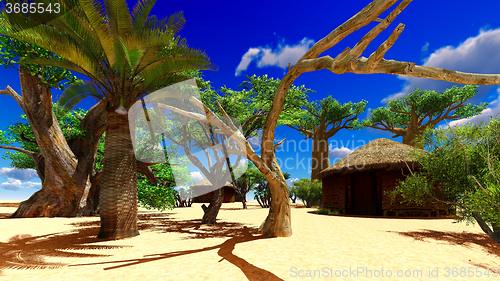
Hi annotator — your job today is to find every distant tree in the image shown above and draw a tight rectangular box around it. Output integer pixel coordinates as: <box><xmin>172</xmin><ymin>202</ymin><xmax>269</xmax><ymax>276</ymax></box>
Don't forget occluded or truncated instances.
<box><xmin>393</xmin><ymin>119</ymin><xmax>500</xmax><ymax>242</ymax></box>
<box><xmin>365</xmin><ymin>86</ymin><xmax>486</xmax><ymax>147</ymax></box>
<box><xmin>292</xmin><ymin>179</ymin><xmax>322</xmax><ymax>208</ymax></box>
<box><xmin>286</xmin><ymin>97</ymin><xmax>367</xmax><ymax>179</ymax></box>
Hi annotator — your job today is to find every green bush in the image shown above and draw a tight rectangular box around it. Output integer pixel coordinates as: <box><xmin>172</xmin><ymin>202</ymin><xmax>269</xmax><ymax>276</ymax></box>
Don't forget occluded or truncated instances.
<box><xmin>292</xmin><ymin>179</ymin><xmax>322</xmax><ymax>208</ymax></box>
<box><xmin>393</xmin><ymin>118</ymin><xmax>500</xmax><ymax>240</ymax></box>
<box><xmin>137</xmin><ymin>178</ymin><xmax>177</xmax><ymax>211</ymax></box>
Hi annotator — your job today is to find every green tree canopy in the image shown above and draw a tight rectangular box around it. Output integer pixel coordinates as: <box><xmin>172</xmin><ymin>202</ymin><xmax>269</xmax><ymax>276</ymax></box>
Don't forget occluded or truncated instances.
<box><xmin>365</xmin><ymin>85</ymin><xmax>486</xmax><ymax>147</ymax></box>
<box><xmin>287</xmin><ymin>96</ymin><xmax>367</xmax><ymax>138</ymax></box>
<box><xmin>0</xmin><ymin>35</ymin><xmax>77</xmax><ymax>89</ymax></box>
<box><xmin>200</xmin><ymin>75</ymin><xmax>308</xmax><ymax>138</ymax></box>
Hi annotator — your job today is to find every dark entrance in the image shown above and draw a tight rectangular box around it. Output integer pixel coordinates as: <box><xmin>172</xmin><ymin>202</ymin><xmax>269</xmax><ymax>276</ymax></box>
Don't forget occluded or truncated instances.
<box><xmin>349</xmin><ymin>172</ymin><xmax>380</xmax><ymax>215</ymax></box>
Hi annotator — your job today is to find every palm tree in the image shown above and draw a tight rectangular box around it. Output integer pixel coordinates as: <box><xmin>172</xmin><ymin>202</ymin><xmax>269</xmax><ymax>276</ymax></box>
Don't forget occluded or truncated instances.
<box><xmin>1</xmin><ymin>0</ymin><xmax>210</xmax><ymax>239</ymax></box>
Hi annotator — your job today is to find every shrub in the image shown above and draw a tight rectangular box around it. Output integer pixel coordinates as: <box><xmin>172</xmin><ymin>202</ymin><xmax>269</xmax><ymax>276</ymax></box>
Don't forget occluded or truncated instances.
<box><xmin>292</xmin><ymin>179</ymin><xmax>322</xmax><ymax>208</ymax></box>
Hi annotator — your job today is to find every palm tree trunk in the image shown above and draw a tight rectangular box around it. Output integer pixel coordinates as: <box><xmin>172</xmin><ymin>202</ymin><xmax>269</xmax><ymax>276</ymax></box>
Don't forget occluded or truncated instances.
<box><xmin>98</xmin><ymin>111</ymin><xmax>139</xmax><ymax>240</ymax></box>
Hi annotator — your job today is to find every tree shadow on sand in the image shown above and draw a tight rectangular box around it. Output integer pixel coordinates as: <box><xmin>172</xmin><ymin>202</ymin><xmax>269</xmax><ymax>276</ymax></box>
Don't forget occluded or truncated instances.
<box><xmin>392</xmin><ymin>229</ymin><xmax>500</xmax><ymax>273</ymax></box>
<box><xmin>0</xmin><ymin>226</ymin><xmax>128</xmax><ymax>272</ymax></box>
<box><xmin>70</xmin><ymin>213</ymin><xmax>284</xmax><ymax>281</ymax></box>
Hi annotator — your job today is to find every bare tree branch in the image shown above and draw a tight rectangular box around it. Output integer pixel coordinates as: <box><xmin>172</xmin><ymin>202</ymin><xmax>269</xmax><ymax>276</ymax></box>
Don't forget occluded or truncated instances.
<box><xmin>287</xmin><ymin>125</ymin><xmax>314</xmax><ymax>138</ymax></box>
<box><xmin>366</xmin><ymin>23</ymin><xmax>405</xmax><ymax>70</ymax></box>
<box><xmin>349</xmin><ymin>0</ymin><xmax>411</xmax><ymax>58</ymax></box>
<box><xmin>302</xmin><ymin>0</ymin><xmax>400</xmax><ymax>59</ymax></box>
<box><xmin>0</xmin><ymin>145</ymin><xmax>36</xmax><ymax>157</ymax></box>
<box><xmin>0</xmin><ymin>86</ymin><xmax>25</xmax><ymax>109</ymax></box>
<box><xmin>136</xmin><ymin>161</ymin><xmax>157</xmax><ymax>184</ymax></box>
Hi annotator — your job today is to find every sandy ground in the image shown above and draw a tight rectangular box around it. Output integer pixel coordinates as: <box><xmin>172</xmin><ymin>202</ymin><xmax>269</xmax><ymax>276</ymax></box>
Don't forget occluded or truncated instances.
<box><xmin>0</xmin><ymin>201</ymin><xmax>499</xmax><ymax>281</ymax></box>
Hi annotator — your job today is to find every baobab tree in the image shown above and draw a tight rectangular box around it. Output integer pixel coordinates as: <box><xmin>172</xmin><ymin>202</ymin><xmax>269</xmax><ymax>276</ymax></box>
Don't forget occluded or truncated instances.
<box><xmin>168</xmin><ymin>0</ymin><xmax>500</xmax><ymax>238</ymax></box>
<box><xmin>365</xmin><ymin>85</ymin><xmax>485</xmax><ymax>147</ymax></box>
<box><xmin>287</xmin><ymin>96</ymin><xmax>367</xmax><ymax>180</ymax></box>
<box><xmin>0</xmin><ymin>36</ymin><xmax>106</xmax><ymax>217</ymax></box>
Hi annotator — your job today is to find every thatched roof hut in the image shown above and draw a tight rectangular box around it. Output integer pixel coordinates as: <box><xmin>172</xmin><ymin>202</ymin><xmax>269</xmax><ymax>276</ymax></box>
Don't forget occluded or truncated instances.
<box><xmin>321</xmin><ymin>138</ymin><xmax>423</xmax><ymax>176</ymax></box>
<box><xmin>321</xmin><ymin>138</ymin><xmax>450</xmax><ymax>217</ymax></box>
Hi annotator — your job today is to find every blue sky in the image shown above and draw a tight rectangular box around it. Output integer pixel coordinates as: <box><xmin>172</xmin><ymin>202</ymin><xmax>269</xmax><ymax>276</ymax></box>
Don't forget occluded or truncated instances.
<box><xmin>1</xmin><ymin>0</ymin><xmax>500</xmax><ymax>200</ymax></box>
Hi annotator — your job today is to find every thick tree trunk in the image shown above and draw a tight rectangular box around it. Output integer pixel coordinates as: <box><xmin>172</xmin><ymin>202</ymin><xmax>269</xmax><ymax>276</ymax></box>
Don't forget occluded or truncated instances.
<box><xmin>241</xmin><ymin>198</ymin><xmax>247</xmax><ymax>209</ymax></box>
<box><xmin>71</xmin><ymin>102</ymin><xmax>107</xmax><ymax>215</ymax></box>
<box><xmin>402</xmin><ymin>130</ymin><xmax>418</xmax><ymax>147</ymax></box>
<box><xmin>12</xmin><ymin>69</ymin><xmax>81</xmax><ymax>217</ymax></box>
<box><xmin>98</xmin><ymin>111</ymin><xmax>139</xmax><ymax>240</ymax></box>
<box><xmin>78</xmin><ymin>172</ymin><xmax>101</xmax><ymax>216</ymax></box>
<box><xmin>12</xmin><ymin>161</ymin><xmax>81</xmax><ymax>217</ymax></box>
<box><xmin>311</xmin><ymin>134</ymin><xmax>329</xmax><ymax>180</ymax></box>
<box><xmin>260</xmin><ymin>176</ymin><xmax>292</xmax><ymax>237</ymax></box>
<box><xmin>201</xmin><ymin>188</ymin><xmax>223</xmax><ymax>224</ymax></box>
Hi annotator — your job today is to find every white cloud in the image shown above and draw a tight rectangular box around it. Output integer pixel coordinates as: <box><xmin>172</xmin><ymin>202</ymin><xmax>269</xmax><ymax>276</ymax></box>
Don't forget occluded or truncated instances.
<box><xmin>0</xmin><ymin>168</ymin><xmax>38</xmax><ymax>181</ymax></box>
<box><xmin>386</xmin><ymin>29</ymin><xmax>500</xmax><ymax>102</ymax></box>
<box><xmin>448</xmin><ymin>90</ymin><xmax>500</xmax><ymax>127</ymax></box>
<box><xmin>234</xmin><ymin>48</ymin><xmax>261</xmax><ymax>77</ymax></box>
<box><xmin>0</xmin><ymin>178</ymin><xmax>41</xmax><ymax>191</ymax></box>
<box><xmin>235</xmin><ymin>38</ymin><xmax>315</xmax><ymax>76</ymax></box>
<box><xmin>330</xmin><ymin>146</ymin><xmax>353</xmax><ymax>159</ymax></box>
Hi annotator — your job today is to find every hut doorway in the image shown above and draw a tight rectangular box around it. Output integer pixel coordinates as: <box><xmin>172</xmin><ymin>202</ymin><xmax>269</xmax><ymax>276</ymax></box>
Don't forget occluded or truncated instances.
<box><xmin>348</xmin><ymin>172</ymin><xmax>380</xmax><ymax>216</ymax></box>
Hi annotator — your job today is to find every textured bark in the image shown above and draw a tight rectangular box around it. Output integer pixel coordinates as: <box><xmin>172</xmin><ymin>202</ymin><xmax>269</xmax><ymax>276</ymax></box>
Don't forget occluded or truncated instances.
<box><xmin>71</xmin><ymin>102</ymin><xmax>107</xmax><ymax>213</ymax></box>
<box><xmin>201</xmin><ymin>188</ymin><xmax>223</xmax><ymax>224</ymax></box>
<box><xmin>11</xmin><ymin>69</ymin><xmax>80</xmax><ymax>217</ymax></box>
<box><xmin>260</xmin><ymin>178</ymin><xmax>292</xmax><ymax>237</ymax></box>
<box><xmin>79</xmin><ymin>172</ymin><xmax>102</xmax><ymax>216</ymax></box>
<box><xmin>311</xmin><ymin>134</ymin><xmax>329</xmax><ymax>180</ymax></box>
<box><xmin>98</xmin><ymin>111</ymin><xmax>139</xmax><ymax>239</ymax></box>
<box><xmin>1</xmin><ymin>69</ymin><xmax>105</xmax><ymax>217</ymax></box>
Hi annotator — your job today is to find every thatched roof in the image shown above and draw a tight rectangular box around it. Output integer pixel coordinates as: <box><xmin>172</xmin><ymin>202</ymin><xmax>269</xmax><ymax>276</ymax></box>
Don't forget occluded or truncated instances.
<box><xmin>321</xmin><ymin>138</ymin><xmax>424</xmax><ymax>177</ymax></box>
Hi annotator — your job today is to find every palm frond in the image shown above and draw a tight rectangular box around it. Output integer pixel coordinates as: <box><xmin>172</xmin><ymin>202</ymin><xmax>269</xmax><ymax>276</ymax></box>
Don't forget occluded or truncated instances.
<box><xmin>139</xmin><ymin>49</ymin><xmax>210</xmax><ymax>92</ymax></box>
<box><xmin>166</xmin><ymin>12</ymin><xmax>186</xmax><ymax>34</ymax></box>
<box><xmin>58</xmin><ymin>80</ymin><xmax>105</xmax><ymax>110</ymax></box>
<box><xmin>103</xmin><ymin>0</ymin><xmax>133</xmax><ymax>36</ymax></box>
<box><xmin>132</xmin><ymin>0</ymin><xmax>157</xmax><ymax>29</ymax></box>
<box><xmin>22</xmin><ymin>57</ymin><xmax>110</xmax><ymax>93</ymax></box>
